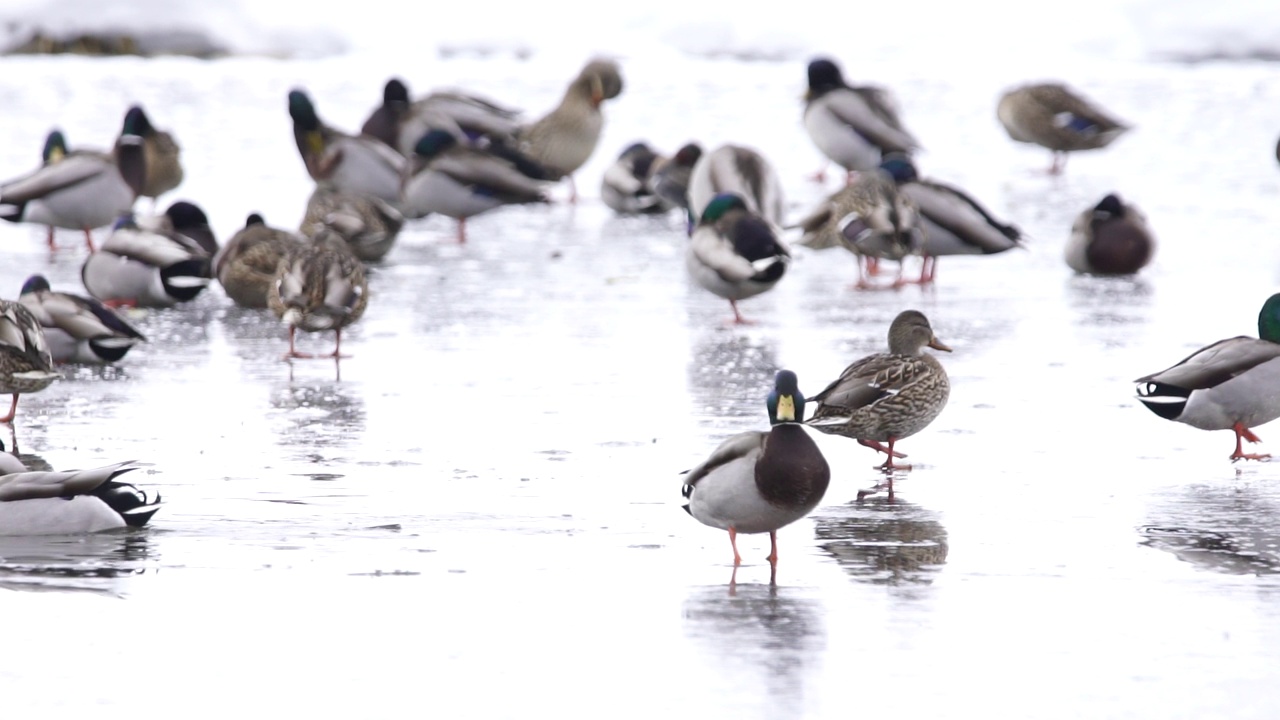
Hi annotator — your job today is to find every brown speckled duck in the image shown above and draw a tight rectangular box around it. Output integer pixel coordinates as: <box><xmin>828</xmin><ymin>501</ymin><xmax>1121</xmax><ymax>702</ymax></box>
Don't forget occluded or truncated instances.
<box><xmin>299</xmin><ymin>187</ymin><xmax>403</xmax><ymax>262</ymax></box>
<box><xmin>268</xmin><ymin>234</ymin><xmax>369</xmax><ymax>359</ymax></box>
<box><xmin>214</xmin><ymin>214</ymin><xmax>307</xmax><ymax>309</ymax></box>
<box><xmin>0</xmin><ymin>300</ymin><xmax>60</xmax><ymax>424</ymax></box>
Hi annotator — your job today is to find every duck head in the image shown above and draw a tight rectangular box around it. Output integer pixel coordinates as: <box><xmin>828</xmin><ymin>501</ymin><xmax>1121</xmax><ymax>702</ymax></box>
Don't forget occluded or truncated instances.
<box><xmin>767</xmin><ymin>370</ymin><xmax>806</xmax><ymax>424</ymax></box>
<box><xmin>699</xmin><ymin>193</ymin><xmax>749</xmax><ymax>224</ymax></box>
<box><xmin>122</xmin><ymin>106</ymin><xmax>156</xmax><ymax>138</ymax></box>
<box><xmin>806</xmin><ymin>58</ymin><xmax>847</xmax><ymax>100</ymax></box>
<box><xmin>165</xmin><ymin>201</ymin><xmax>218</xmax><ymax>256</ymax></box>
<box><xmin>1259</xmin><ymin>294</ymin><xmax>1280</xmax><ymax>343</ymax></box>
<box><xmin>114</xmin><ymin>132</ymin><xmax>147</xmax><ymax>198</ymax></box>
<box><xmin>383</xmin><ymin>78</ymin><xmax>410</xmax><ymax>108</ymax></box>
<box><xmin>673</xmin><ymin>143</ymin><xmax>703</xmax><ymax>168</ymax></box>
<box><xmin>1093</xmin><ymin>193</ymin><xmax>1126</xmax><ymax>219</ymax></box>
<box><xmin>42</xmin><ymin>130</ymin><xmax>67</xmax><ymax>164</ymax></box>
<box><xmin>413</xmin><ymin>129</ymin><xmax>458</xmax><ymax>161</ymax></box>
<box><xmin>887</xmin><ymin>310</ymin><xmax>952</xmax><ymax>355</ymax></box>
<box><xmin>19</xmin><ymin>274</ymin><xmax>51</xmax><ymax>297</ymax></box>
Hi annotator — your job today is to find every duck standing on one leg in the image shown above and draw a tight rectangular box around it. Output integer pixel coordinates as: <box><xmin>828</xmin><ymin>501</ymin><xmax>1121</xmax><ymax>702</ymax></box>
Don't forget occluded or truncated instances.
<box><xmin>997</xmin><ymin>82</ymin><xmax>1130</xmax><ymax>175</ymax></box>
<box><xmin>686</xmin><ymin>193</ymin><xmax>790</xmax><ymax>325</ymax></box>
<box><xmin>682</xmin><ymin>370</ymin><xmax>831</xmax><ymax>573</ymax></box>
<box><xmin>802</xmin><ymin>57</ymin><xmax>920</xmax><ymax>184</ymax></box>
<box><xmin>1135</xmin><ymin>293</ymin><xmax>1280</xmax><ymax>462</ymax></box>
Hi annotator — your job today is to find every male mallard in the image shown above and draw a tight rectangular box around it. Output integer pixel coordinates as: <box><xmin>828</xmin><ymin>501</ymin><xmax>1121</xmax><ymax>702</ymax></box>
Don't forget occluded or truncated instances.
<box><xmin>651</xmin><ymin>142</ymin><xmax>703</xmax><ymax>213</ymax></box>
<box><xmin>214</xmin><ymin>214</ymin><xmax>307</xmax><ymax>309</ymax></box>
<box><xmin>803</xmin><ymin>57</ymin><xmax>920</xmax><ymax>183</ymax></box>
<box><xmin>997</xmin><ymin>82</ymin><xmax>1130</xmax><ymax>174</ymax></box>
<box><xmin>0</xmin><ymin>300</ymin><xmax>60</xmax><ymax>424</ymax></box>
<box><xmin>18</xmin><ymin>274</ymin><xmax>146</xmax><ymax>364</ymax></box>
<box><xmin>362</xmin><ymin>78</ymin><xmax>525</xmax><ymax>156</ymax></box>
<box><xmin>401</xmin><ymin>130</ymin><xmax>549</xmax><ymax>243</ymax></box>
<box><xmin>268</xmin><ymin>235</ymin><xmax>368</xmax><ymax>359</ymax></box>
<box><xmin>288</xmin><ymin>89</ymin><xmax>405</xmax><ymax>207</ymax></box>
<box><xmin>81</xmin><ymin>203</ymin><xmax>215</xmax><ymax>308</ymax></box>
<box><xmin>1135</xmin><ymin>294</ymin><xmax>1280</xmax><ymax>461</ymax></box>
<box><xmin>682</xmin><ymin>369</ymin><xmax>831</xmax><ymax>570</ymax></box>
<box><xmin>120</xmin><ymin>105</ymin><xmax>183</xmax><ymax>202</ymax></box>
<box><xmin>300</xmin><ymin>187</ymin><xmax>404</xmax><ymax>262</ymax></box>
<box><xmin>687</xmin><ymin>144</ymin><xmax>785</xmax><ymax>231</ymax></box>
<box><xmin>0</xmin><ymin>129</ymin><xmax>145</xmax><ymax>252</ymax></box>
<box><xmin>878</xmin><ymin>154</ymin><xmax>1022</xmax><ymax>284</ymax></box>
<box><xmin>600</xmin><ymin>142</ymin><xmax>664</xmax><ymax>215</ymax></box>
<box><xmin>687</xmin><ymin>193</ymin><xmax>790</xmax><ymax>325</ymax></box>
<box><xmin>795</xmin><ymin>160</ymin><xmax>923</xmax><ymax>289</ymax></box>
<box><xmin>1065</xmin><ymin>193</ymin><xmax>1154</xmax><ymax>275</ymax></box>
<box><xmin>0</xmin><ymin>446</ymin><xmax>160</xmax><ymax>535</ymax></box>
<box><xmin>517</xmin><ymin>58</ymin><xmax>624</xmax><ymax>202</ymax></box>
<box><xmin>808</xmin><ymin>310</ymin><xmax>951</xmax><ymax>471</ymax></box>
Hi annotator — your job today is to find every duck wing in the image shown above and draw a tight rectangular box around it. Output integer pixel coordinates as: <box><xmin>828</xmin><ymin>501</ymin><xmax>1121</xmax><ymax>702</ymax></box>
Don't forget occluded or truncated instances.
<box><xmin>1136</xmin><ymin>337</ymin><xmax>1280</xmax><ymax>391</ymax></box>
<box><xmin>682</xmin><ymin>431</ymin><xmax>766</xmax><ymax>490</ymax></box>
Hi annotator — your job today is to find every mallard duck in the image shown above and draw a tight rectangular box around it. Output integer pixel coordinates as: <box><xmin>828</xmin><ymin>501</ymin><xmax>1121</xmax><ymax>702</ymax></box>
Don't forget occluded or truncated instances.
<box><xmin>878</xmin><ymin>154</ymin><xmax>1022</xmax><ymax>284</ymax></box>
<box><xmin>795</xmin><ymin>160</ymin><xmax>923</xmax><ymax>289</ymax></box>
<box><xmin>808</xmin><ymin>310</ymin><xmax>951</xmax><ymax>472</ymax></box>
<box><xmin>651</xmin><ymin>142</ymin><xmax>702</xmax><ymax>212</ymax></box>
<box><xmin>300</xmin><ymin>187</ymin><xmax>404</xmax><ymax>262</ymax></box>
<box><xmin>363</xmin><ymin>78</ymin><xmax>525</xmax><ymax>156</ymax></box>
<box><xmin>803</xmin><ymin>57</ymin><xmax>920</xmax><ymax>182</ymax></box>
<box><xmin>81</xmin><ymin>203</ymin><xmax>215</xmax><ymax>308</ymax></box>
<box><xmin>687</xmin><ymin>193</ymin><xmax>790</xmax><ymax>325</ymax></box>
<box><xmin>214</xmin><ymin>214</ymin><xmax>307</xmax><ymax>309</ymax></box>
<box><xmin>0</xmin><ymin>447</ymin><xmax>160</xmax><ymax>535</ymax></box>
<box><xmin>0</xmin><ymin>300</ymin><xmax>60</xmax><ymax>424</ymax></box>
<box><xmin>600</xmin><ymin>142</ymin><xmax>664</xmax><ymax>214</ymax></box>
<box><xmin>1065</xmin><ymin>193</ymin><xmax>1154</xmax><ymax>275</ymax></box>
<box><xmin>120</xmin><ymin>105</ymin><xmax>182</xmax><ymax>203</ymax></box>
<box><xmin>517</xmin><ymin>58</ymin><xmax>623</xmax><ymax>202</ymax></box>
<box><xmin>401</xmin><ymin>129</ymin><xmax>549</xmax><ymax>243</ymax></box>
<box><xmin>18</xmin><ymin>274</ymin><xmax>146</xmax><ymax>364</ymax></box>
<box><xmin>0</xmin><ymin>128</ymin><xmax>145</xmax><ymax>252</ymax></box>
<box><xmin>997</xmin><ymin>82</ymin><xmax>1130</xmax><ymax>174</ymax></box>
<box><xmin>1135</xmin><ymin>294</ymin><xmax>1280</xmax><ymax>461</ymax></box>
<box><xmin>682</xmin><ymin>369</ymin><xmax>831</xmax><ymax>570</ymax></box>
<box><xmin>288</xmin><ymin>88</ymin><xmax>405</xmax><ymax>207</ymax></box>
<box><xmin>687</xmin><ymin>144</ymin><xmax>785</xmax><ymax>231</ymax></box>
<box><xmin>267</xmin><ymin>235</ymin><xmax>369</xmax><ymax>359</ymax></box>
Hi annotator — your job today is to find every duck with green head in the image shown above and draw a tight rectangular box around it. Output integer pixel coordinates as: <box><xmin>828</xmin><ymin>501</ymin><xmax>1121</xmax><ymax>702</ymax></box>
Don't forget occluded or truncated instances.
<box><xmin>686</xmin><ymin>193</ymin><xmax>790</xmax><ymax>325</ymax></box>
<box><xmin>1135</xmin><ymin>294</ymin><xmax>1280</xmax><ymax>461</ymax></box>
<box><xmin>119</xmin><ymin>105</ymin><xmax>183</xmax><ymax>204</ymax></box>
<box><xmin>289</xmin><ymin>89</ymin><xmax>405</xmax><ymax>207</ymax></box>
<box><xmin>683</xmin><ymin>370</ymin><xmax>831</xmax><ymax>571</ymax></box>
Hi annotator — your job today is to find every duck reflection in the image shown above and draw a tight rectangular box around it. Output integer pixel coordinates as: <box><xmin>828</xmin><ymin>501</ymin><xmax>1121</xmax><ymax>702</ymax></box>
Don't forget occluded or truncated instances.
<box><xmin>814</xmin><ymin>496</ymin><xmax>948</xmax><ymax>588</ymax></box>
<box><xmin>687</xmin><ymin>333</ymin><xmax>778</xmax><ymax>423</ymax></box>
<box><xmin>1141</xmin><ymin>481</ymin><xmax>1280</xmax><ymax>575</ymax></box>
<box><xmin>0</xmin><ymin>530</ymin><xmax>154</xmax><ymax>594</ymax></box>
<box><xmin>683</xmin><ymin>582</ymin><xmax>825</xmax><ymax>711</ymax></box>
<box><xmin>269</xmin><ymin>379</ymin><xmax>366</xmax><ymax>450</ymax></box>
<box><xmin>1066</xmin><ymin>274</ymin><xmax>1152</xmax><ymax>329</ymax></box>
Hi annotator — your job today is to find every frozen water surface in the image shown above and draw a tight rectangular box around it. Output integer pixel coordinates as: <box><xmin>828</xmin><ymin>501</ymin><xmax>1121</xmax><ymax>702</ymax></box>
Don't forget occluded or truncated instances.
<box><xmin>2</xmin><ymin>6</ymin><xmax>1280</xmax><ymax>718</ymax></box>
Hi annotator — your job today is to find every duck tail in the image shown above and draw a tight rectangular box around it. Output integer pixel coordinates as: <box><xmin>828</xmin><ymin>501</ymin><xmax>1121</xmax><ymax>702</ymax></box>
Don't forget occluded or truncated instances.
<box><xmin>91</xmin><ymin>472</ymin><xmax>162</xmax><ymax>528</ymax></box>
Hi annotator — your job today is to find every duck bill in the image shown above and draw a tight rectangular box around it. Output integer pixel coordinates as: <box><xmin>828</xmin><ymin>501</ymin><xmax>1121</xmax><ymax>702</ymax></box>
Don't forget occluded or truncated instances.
<box><xmin>928</xmin><ymin>337</ymin><xmax>953</xmax><ymax>352</ymax></box>
<box><xmin>776</xmin><ymin>394</ymin><xmax>797</xmax><ymax>422</ymax></box>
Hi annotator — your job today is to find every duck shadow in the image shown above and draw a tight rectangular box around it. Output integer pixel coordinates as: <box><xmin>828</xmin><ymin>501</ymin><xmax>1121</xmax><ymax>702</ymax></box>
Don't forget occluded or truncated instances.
<box><xmin>813</xmin><ymin>495</ymin><xmax>949</xmax><ymax>589</ymax></box>
<box><xmin>1140</xmin><ymin>480</ymin><xmax>1280</xmax><ymax>575</ymax></box>
<box><xmin>0</xmin><ymin>530</ymin><xmax>155</xmax><ymax>595</ymax></box>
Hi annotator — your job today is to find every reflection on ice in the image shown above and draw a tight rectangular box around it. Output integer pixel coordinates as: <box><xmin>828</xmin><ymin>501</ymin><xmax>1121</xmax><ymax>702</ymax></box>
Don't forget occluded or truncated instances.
<box><xmin>0</xmin><ymin>531</ymin><xmax>154</xmax><ymax>594</ymax></box>
<box><xmin>1141</xmin><ymin>481</ymin><xmax>1280</xmax><ymax>575</ymax></box>
<box><xmin>813</xmin><ymin>496</ymin><xmax>948</xmax><ymax>588</ymax></box>
<box><xmin>269</xmin><ymin>380</ymin><xmax>366</xmax><ymax>450</ymax></box>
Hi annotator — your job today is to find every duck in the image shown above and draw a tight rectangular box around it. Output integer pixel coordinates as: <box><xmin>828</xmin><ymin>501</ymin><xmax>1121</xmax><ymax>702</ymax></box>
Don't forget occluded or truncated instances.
<box><xmin>18</xmin><ymin>274</ymin><xmax>146</xmax><ymax>364</ymax></box>
<box><xmin>808</xmin><ymin>310</ymin><xmax>951</xmax><ymax>473</ymax></box>
<box><xmin>878</xmin><ymin>154</ymin><xmax>1023</xmax><ymax>284</ymax></box>
<box><xmin>517</xmin><ymin>58</ymin><xmax>624</xmax><ymax>202</ymax></box>
<box><xmin>997</xmin><ymin>82</ymin><xmax>1130</xmax><ymax>174</ymax></box>
<box><xmin>686</xmin><ymin>193</ymin><xmax>790</xmax><ymax>325</ymax></box>
<box><xmin>651</xmin><ymin>142</ymin><xmax>703</xmax><ymax>213</ymax></box>
<box><xmin>401</xmin><ymin>129</ymin><xmax>549</xmax><ymax>243</ymax></box>
<box><xmin>120</xmin><ymin>105</ymin><xmax>183</xmax><ymax>203</ymax></box>
<box><xmin>687</xmin><ymin>144</ymin><xmax>785</xmax><ymax>231</ymax></box>
<box><xmin>1135</xmin><ymin>294</ymin><xmax>1280</xmax><ymax>462</ymax></box>
<box><xmin>803</xmin><ymin>57</ymin><xmax>921</xmax><ymax>183</ymax></box>
<box><xmin>300</xmin><ymin>187</ymin><xmax>404</xmax><ymax>262</ymax></box>
<box><xmin>81</xmin><ymin>202</ymin><xmax>215</xmax><ymax>308</ymax></box>
<box><xmin>268</xmin><ymin>234</ymin><xmax>369</xmax><ymax>359</ymax></box>
<box><xmin>362</xmin><ymin>78</ymin><xmax>525</xmax><ymax>156</ymax></box>
<box><xmin>214</xmin><ymin>214</ymin><xmax>307</xmax><ymax>309</ymax></box>
<box><xmin>288</xmin><ymin>88</ymin><xmax>405</xmax><ymax>207</ymax></box>
<box><xmin>682</xmin><ymin>369</ymin><xmax>831</xmax><ymax>571</ymax></box>
<box><xmin>600</xmin><ymin>142</ymin><xmax>664</xmax><ymax>215</ymax></box>
<box><xmin>0</xmin><ymin>300</ymin><xmax>60</xmax><ymax>424</ymax></box>
<box><xmin>0</xmin><ymin>127</ymin><xmax>145</xmax><ymax>252</ymax></box>
<box><xmin>795</xmin><ymin>160</ymin><xmax>923</xmax><ymax>289</ymax></box>
<box><xmin>0</xmin><ymin>445</ymin><xmax>161</xmax><ymax>535</ymax></box>
<box><xmin>1064</xmin><ymin>193</ymin><xmax>1154</xmax><ymax>275</ymax></box>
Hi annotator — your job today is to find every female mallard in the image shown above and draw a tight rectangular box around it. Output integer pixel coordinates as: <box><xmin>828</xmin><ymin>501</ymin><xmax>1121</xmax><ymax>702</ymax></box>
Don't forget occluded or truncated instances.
<box><xmin>808</xmin><ymin>310</ymin><xmax>951</xmax><ymax>471</ymax></box>
<box><xmin>651</xmin><ymin>142</ymin><xmax>702</xmax><ymax>213</ymax></box>
<box><xmin>1135</xmin><ymin>294</ymin><xmax>1280</xmax><ymax>461</ymax></box>
<box><xmin>687</xmin><ymin>144</ymin><xmax>785</xmax><ymax>231</ymax></box>
<box><xmin>362</xmin><ymin>77</ymin><xmax>524</xmax><ymax>156</ymax></box>
<box><xmin>268</xmin><ymin>235</ymin><xmax>369</xmax><ymax>359</ymax></box>
<box><xmin>300</xmin><ymin>187</ymin><xmax>404</xmax><ymax>262</ymax></box>
<box><xmin>997</xmin><ymin>82</ymin><xmax>1130</xmax><ymax>174</ymax></box>
<box><xmin>1065</xmin><ymin>193</ymin><xmax>1154</xmax><ymax>275</ymax></box>
<box><xmin>600</xmin><ymin>142</ymin><xmax>664</xmax><ymax>215</ymax></box>
<box><xmin>214</xmin><ymin>214</ymin><xmax>306</xmax><ymax>309</ymax></box>
<box><xmin>683</xmin><ymin>370</ymin><xmax>831</xmax><ymax>570</ymax></box>
<box><xmin>517</xmin><ymin>58</ymin><xmax>624</xmax><ymax>202</ymax></box>
<box><xmin>120</xmin><ymin>105</ymin><xmax>183</xmax><ymax>203</ymax></box>
<box><xmin>18</xmin><ymin>274</ymin><xmax>146</xmax><ymax>364</ymax></box>
<box><xmin>687</xmin><ymin>193</ymin><xmax>790</xmax><ymax>325</ymax></box>
<box><xmin>0</xmin><ymin>300</ymin><xmax>60</xmax><ymax>424</ymax></box>
<box><xmin>288</xmin><ymin>89</ymin><xmax>405</xmax><ymax>207</ymax></box>
<box><xmin>803</xmin><ymin>57</ymin><xmax>920</xmax><ymax>183</ymax></box>
<box><xmin>401</xmin><ymin>129</ymin><xmax>549</xmax><ymax>243</ymax></box>
<box><xmin>81</xmin><ymin>202</ymin><xmax>215</xmax><ymax>308</ymax></box>
<box><xmin>878</xmin><ymin>154</ymin><xmax>1022</xmax><ymax>284</ymax></box>
<box><xmin>0</xmin><ymin>128</ymin><xmax>145</xmax><ymax>252</ymax></box>
<box><xmin>0</xmin><ymin>446</ymin><xmax>160</xmax><ymax>535</ymax></box>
